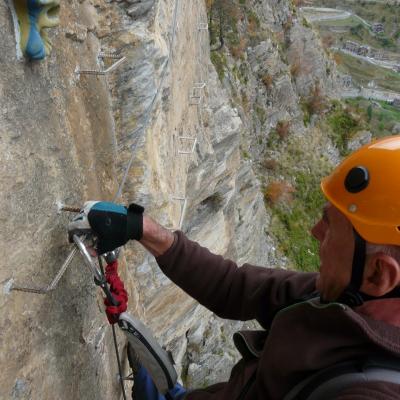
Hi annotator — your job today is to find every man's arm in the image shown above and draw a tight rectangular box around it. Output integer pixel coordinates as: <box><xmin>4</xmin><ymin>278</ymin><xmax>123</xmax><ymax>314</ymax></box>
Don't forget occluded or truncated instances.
<box><xmin>68</xmin><ymin>202</ymin><xmax>316</xmax><ymax>326</ymax></box>
<box><xmin>154</xmin><ymin>230</ymin><xmax>317</xmax><ymax>327</ymax></box>
<box><xmin>139</xmin><ymin>215</ymin><xmax>175</xmax><ymax>257</ymax></box>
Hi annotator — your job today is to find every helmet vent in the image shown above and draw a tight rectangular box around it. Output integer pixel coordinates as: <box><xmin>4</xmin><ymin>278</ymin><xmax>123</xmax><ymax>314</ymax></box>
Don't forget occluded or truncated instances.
<box><xmin>345</xmin><ymin>166</ymin><xmax>369</xmax><ymax>193</ymax></box>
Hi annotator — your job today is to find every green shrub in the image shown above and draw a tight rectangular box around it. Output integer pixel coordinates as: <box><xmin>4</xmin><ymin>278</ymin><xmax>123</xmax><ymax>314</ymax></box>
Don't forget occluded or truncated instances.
<box><xmin>302</xmin><ymin>17</ymin><xmax>311</xmax><ymax>28</ymax></box>
<box><xmin>367</xmin><ymin>104</ymin><xmax>373</xmax><ymax>122</ymax></box>
<box><xmin>300</xmin><ymin>84</ymin><xmax>327</xmax><ymax>126</ymax></box>
<box><xmin>327</xmin><ymin>104</ymin><xmax>360</xmax><ymax>155</ymax></box>
<box><xmin>269</xmin><ymin>169</ymin><xmax>330</xmax><ymax>272</ymax></box>
<box><xmin>255</xmin><ymin>105</ymin><xmax>267</xmax><ymax>125</ymax></box>
<box><xmin>210</xmin><ymin>52</ymin><xmax>227</xmax><ymax>82</ymax></box>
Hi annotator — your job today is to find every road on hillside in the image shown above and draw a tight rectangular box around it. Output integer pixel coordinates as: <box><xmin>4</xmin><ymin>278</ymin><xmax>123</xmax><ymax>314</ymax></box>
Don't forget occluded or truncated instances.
<box><xmin>345</xmin><ymin>0</ymin><xmax>399</xmax><ymax>3</ymax></box>
<box><xmin>334</xmin><ymin>48</ymin><xmax>400</xmax><ymax>73</ymax></box>
<box><xmin>341</xmin><ymin>86</ymin><xmax>399</xmax><ymax>101</ymax></box>
<box><xmin>300</xmin><ymin>7</ymin><xmax>371</xmax><ymax>27</ymax></box>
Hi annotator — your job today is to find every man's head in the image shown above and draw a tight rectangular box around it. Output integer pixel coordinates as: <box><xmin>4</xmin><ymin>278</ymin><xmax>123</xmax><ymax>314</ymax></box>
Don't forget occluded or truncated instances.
<box><xmin>312</xmin><ymin>136</ymin><xmax>400</xmax><ymax>303</ymax></box>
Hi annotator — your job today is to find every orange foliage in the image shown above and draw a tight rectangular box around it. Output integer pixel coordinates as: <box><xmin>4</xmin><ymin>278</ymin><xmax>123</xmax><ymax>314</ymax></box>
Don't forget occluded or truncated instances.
<box><xmin>308</xmin><ymin>83</ymin><xmax>326</xmax><ymax>115</ymax></box>
<box><xmin>205</xmin><ymin>0</ymin><xmax>214</xmax><ymax>11</ymax></box>
<box><xmin>290</xmin><ymin>59</ymin><xmax>301</xmax><ymax>78</ymax></box>
<box><xmin>333</xmin><ymin>52</ymin><xmax>343</xmax><ymax>65</ymax></box>
<box><xmin>264</xmin><ymin>181</ymin><xmax>295</xmax><ymax>205</ymax></box>
<box><xmin>322</xmin><ymin>34</ymin><xmax>334</xmax><ymax>49</ymax></box>
<box><xmin>276</xmin><ymin>121</ymin><xmax>290</xmax><ymax>139</ymax></box>
<box><xmin>261</xmin><ymin>73</ymin><xmax>273</xmax><ymax>89</ymax></box>
<box><xmin>262</xmin><ymin>159</ymin><xmax>279</xmax><ymax>170</ymax></box>
<box><xmin>275</xmin><ymin>31</ymin><xmax>285</xmax><ymax>43</ymax></box>
<box><xmin>248</xmin><ymin>14</ymin><xmax>259</xmax><ymax>36</ymax></box>
<box><xmin>231</xmin><ymin>38</ymin><xmax>247</xmax><ymax>59</ymax></box>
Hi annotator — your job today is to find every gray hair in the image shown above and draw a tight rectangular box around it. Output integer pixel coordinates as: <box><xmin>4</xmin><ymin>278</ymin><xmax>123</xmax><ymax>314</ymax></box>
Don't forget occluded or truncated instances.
<box><xmin>366</xmin><ymin>243</ymin><xmax>400</xmax><ymax>264</ymax></box>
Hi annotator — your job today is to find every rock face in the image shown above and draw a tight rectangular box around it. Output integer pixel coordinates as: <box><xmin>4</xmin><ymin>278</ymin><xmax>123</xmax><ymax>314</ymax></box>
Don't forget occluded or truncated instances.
<box><xmin>0</xmin><ymin>0</ymin><xmax>339</xmax><ymax>397</ymax></box>
<box><xmin>0</xmin><ymin>0</ymin><xmax>276</xmax><ymax>397</ymax></box>
<box><xmin>1</xmin><ymin>0</ymin><xmax>120</xmax><ymax>398</ymax></box>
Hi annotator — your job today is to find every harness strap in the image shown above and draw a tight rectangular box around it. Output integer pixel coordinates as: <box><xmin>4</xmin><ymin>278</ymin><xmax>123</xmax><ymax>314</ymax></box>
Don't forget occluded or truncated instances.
<box><xmin>283</xmin><ymin>355</ymin><xmax>400</xmax><ymax>400</ymax></box>
<box><xmin>336</xmin><ymin>229</ymin><xmax>366</xmax><ymax>307</ymax></box>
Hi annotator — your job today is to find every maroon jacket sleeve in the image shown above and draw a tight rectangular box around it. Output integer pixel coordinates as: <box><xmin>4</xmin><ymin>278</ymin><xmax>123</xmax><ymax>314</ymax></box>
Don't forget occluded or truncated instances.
<box><xmin>156</xmin><ymin>231</ymin><xmax>317</xmax><ymax>327</ymax></box>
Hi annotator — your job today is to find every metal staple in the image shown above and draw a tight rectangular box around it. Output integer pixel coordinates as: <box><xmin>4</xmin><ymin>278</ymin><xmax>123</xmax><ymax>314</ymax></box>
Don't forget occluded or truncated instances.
<box><xmin>76</xmin><ymin>57</ymin><xmax>127</xmax><ymax>77</ymax></box>
<box><xmin>11</xmin><ymin>247</ymin><xmax>78</xmax><ymax>294</ymax></box>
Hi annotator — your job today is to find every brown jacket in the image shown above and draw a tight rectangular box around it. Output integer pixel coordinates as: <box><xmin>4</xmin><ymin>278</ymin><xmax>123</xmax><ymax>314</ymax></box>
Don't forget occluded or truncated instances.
<box><xmin>156</xmin><ymin>232</ymin><xmax>400</xmax><ymax>399</ymax></box>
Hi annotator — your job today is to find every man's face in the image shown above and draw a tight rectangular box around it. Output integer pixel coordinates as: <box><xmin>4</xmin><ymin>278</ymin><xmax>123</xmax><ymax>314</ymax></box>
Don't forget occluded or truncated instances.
<box><xmin>311</xmin><ymin>203</ymin><xmax>355</xmax><ymax>301</ymax></box>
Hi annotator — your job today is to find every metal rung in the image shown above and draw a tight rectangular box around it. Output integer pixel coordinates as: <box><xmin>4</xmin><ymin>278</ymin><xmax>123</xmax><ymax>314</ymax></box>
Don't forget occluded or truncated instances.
<box><xmin>8</xmin><ymin>247</ymin><xmax>78</xmax><ymax>295</ymax></box>
<box><xmin>178</xmin><ymin>137</ymin><xmax>197</xmax><ymax>155</ymax></box>
<box><xmin>166</xmin><ymin>197</ymin><xmax>187</xmax><ymax>231</ymax></box>
<box><xmin>189</xmin><ymin>83</ymin><xmax>205</xmax><ymax>105</ymax></box>
<box><xmin>98</xmin><ymin>51</ymin><xmax>122</xmax><ymax>59</ymax></box>
<box><xmin>189</xmin><ymin>86</ymin><xmax>202</xmax><ymax>104</ymax></box>
<box><xmin>193</xmin><ymin>82</ymin><xmax>206</xmax><ymax>89</ymax></box>
<box><xmin>172</xmin><ymin>197</ymin><xmax>187</xmax><ymax>230</ymax></box>
<box><xmin>189</xmin><ymin>95</ymin><xmax>202</xmax><ymax>105</ymax></box>
<box><xmin>120</xmin><ymin>372</ymin><xmax>135</xmax><ymax>382</ymax></box>
<box><xmin>76</xmin><ymin>56</ymin><xmax>127</xmax><ymax>76</ymax></box>
<box><xmin>198</xmin><ymin>22</ymin><xmax>208</xmax><ymax>30</ymax></box>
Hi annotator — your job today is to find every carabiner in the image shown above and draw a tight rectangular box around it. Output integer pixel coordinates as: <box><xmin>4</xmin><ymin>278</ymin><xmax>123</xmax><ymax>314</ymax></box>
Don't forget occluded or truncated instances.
<box><xmin>72</xmin><ymin>234</ymin><xmax>103</xmax><ymax>282</ymax></box>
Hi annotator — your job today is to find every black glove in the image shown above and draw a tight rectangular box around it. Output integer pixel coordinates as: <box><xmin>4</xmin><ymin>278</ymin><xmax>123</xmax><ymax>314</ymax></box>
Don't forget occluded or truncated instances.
<box><xmin>68</xmin><ymin>201</ymin><xmax>144</xmax><ymax>254</ymax></box>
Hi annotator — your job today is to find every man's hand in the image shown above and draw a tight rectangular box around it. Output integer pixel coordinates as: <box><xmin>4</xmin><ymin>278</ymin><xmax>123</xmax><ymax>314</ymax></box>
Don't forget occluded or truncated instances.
<box><xmin>68</xmin><ymin>201</ymin><xmax>144</xmax><ymax>254</ymax></box>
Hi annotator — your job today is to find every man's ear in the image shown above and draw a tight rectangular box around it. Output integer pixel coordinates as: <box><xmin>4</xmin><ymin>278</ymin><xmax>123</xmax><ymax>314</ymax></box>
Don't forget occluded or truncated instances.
<box><xmin>361</xmin><ymin>254</ymin><xmax>400</xmax><ymax>297</ymax></box>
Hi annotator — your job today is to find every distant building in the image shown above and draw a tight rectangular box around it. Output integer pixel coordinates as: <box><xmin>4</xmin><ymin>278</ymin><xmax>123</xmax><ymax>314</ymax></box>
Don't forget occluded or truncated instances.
<box><xmin>343</xmin><ymin>41</ymin><xmax>371</xmax><ymax>57</ymax></box>
<box><xmin>358</xmin><ymin>45</ymin><xmax>370</xmax><ymax>57</ymax></box>
<box><xmin>343</xmin><ymin>41</ymin><xmax>359</xmax><ymax>53</ymax></box>
<box><xmin>372</xmin><ymin>23</ymin><xmax>384</xmax><ymax>34</ymax></box>
<box><xmin>370</xmin><ymin>49</ymin><xmax>384</xmax><ymax>60</ymax></box>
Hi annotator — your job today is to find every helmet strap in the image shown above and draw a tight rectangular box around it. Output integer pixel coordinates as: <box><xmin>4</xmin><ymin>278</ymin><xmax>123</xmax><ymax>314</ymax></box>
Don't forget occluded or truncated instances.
<box><xmin>336</xmin><ymin>229</ymin><xmax>366</xmax><ymax>307</ymax></box>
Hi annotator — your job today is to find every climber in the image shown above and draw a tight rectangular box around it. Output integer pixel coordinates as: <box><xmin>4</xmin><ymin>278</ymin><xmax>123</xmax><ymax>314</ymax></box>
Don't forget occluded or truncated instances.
<box><xmin>68</xmin><ymin>135</ymin><xmax>400</xmax><ymax>399</ymax></box>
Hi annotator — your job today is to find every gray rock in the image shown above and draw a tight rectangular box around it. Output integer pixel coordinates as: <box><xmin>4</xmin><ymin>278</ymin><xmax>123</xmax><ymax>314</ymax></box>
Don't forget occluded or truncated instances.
<box><xmin>348</xmin><ymin>131</ymin><xmax>373</xmax><ymax>152</ymax></box>
<box><xmin>11</xmin><ymin>379</ymin><xmax>31</xmax><ymax>399</ymax></box>
<box><xmin>392</xmin><ymin>123</ymin><xmax>400</xmax><ymax>134</ymax></box>
<box><xmin>127</xmin><ymin>0</ymin><xmax>154</xmax><ymax>18</ymax></box>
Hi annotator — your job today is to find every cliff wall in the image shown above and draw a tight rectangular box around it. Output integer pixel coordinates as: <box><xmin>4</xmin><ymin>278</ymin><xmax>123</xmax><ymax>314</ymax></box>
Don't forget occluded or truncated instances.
<box><xmin>0</xmin><ymin>0</ymin><xmax>343</xmax><ymax>397</ymax></box>
<box><xmin>0</xmin><ymin>0</ymin><xmax>276</xmax><ymax>398</ymax></box>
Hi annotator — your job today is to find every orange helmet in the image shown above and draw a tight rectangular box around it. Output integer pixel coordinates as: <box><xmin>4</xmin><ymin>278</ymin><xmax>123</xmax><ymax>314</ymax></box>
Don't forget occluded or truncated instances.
<box><xmin>321</xmin><ymin>135</ymin><xmax>400</xmax><ymax>246</ymax></box>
